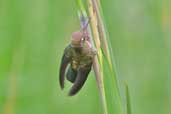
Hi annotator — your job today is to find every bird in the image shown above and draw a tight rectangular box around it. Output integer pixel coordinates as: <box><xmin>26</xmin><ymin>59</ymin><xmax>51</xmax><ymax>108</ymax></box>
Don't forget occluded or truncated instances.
<box><xmin>59</xmin><ymin>31</ymin><xmax>96</xmax><ymax>96</ymax></box>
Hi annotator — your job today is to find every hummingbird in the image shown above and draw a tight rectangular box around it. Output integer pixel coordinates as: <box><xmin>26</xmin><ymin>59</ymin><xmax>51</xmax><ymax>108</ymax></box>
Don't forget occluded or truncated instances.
<box><xmin>59</xmin><ymin>28</ymin><xmax>96</xmax><ymax>96</ymax></box>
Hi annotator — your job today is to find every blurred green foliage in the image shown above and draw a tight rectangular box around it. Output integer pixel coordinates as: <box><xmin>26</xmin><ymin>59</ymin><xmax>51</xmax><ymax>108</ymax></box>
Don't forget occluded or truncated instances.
<box><xmin>0</xmin><ymin>0</ymin><xmax>170</xmax><ymax>114</ymax></box>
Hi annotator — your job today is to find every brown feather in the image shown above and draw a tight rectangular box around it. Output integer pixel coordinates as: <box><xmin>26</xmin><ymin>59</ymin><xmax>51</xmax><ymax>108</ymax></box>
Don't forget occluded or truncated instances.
<box><xmin>59</xmin><ymin>54</ymin><xmax>71</xmax><ymax>89</ymax></box>
<box><xmin>68</xmin><ymin>64</ymin><xmax>92</xmax><ymax>96</ymax></box>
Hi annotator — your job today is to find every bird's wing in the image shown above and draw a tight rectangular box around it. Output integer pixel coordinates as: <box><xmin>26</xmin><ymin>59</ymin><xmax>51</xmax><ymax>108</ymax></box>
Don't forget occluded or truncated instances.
<box><xmin>68</xmin><ymin>64</ymin><xmax>92</xmax><ymax>96</ymax></box>
<box><xmin>59</xmin><ymin>47</ymin><xmax>72</xmax><ymax>89</ymax></box>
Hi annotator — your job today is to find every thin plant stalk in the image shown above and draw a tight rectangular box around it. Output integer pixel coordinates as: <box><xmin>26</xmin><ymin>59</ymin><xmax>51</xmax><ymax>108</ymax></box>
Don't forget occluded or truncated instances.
<box><xmin>75</xmin><ymin>0</ymin><xmax>124</xmax><ymax>114</ymax></box>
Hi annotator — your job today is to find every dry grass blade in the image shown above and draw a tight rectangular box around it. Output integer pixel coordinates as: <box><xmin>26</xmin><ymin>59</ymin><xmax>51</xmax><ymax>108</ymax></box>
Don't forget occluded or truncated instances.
<box><xmin>76</xmin><ymin>0</ymin><xmax>124</xmax><ymax>114</ymax></box>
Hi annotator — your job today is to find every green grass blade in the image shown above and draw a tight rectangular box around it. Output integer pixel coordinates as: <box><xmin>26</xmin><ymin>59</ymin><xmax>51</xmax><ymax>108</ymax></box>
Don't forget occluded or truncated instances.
<box><xmin>125</xmin><ymin>83</ymin><xmax>132</xmax><ymax>114</ymax></box>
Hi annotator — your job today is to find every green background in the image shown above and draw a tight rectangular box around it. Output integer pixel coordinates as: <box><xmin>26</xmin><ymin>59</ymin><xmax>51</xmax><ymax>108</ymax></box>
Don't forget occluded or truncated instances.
<box><xmin>0</xmin><ymin>0</ymin><xmax>170</xmax><ymax>114</ymax></box>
